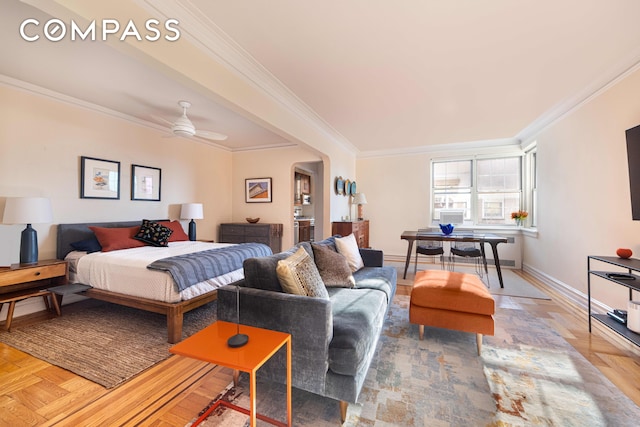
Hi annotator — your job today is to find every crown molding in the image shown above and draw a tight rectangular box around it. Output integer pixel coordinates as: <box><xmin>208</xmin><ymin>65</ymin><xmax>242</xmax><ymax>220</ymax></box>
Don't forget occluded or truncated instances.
<box><xmin>0</xmin><ymin>73</ymin><xmax>237</xmax><ymax>151</ymax></box>
<box><xmin>357</xmin><ymin>138</ymin><xmax>522</xmax><ymax>159</ymax></box>
<box><xmin>139</xmin><ymin>0</ymin><xmax>359</xmax><ymax>155</ymax></box>
<box><xmin>517</xmin><ymin>47</ymin><xmax>640</xmax><ymax>144</ymax></box>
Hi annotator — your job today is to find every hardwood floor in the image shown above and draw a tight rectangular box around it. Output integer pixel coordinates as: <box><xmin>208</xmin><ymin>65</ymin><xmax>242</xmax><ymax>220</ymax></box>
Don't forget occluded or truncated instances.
<box><xmin>1</xmin><ymin>268</ymin><xmax>639</xmax><ymax>426</ymax></box>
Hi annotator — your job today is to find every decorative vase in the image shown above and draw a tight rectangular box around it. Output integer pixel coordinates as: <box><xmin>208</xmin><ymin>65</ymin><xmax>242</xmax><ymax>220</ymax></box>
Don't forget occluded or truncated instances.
<box><xmin>439</xmin><ymin>223</ymin><xmax>454</xmax><ymax>235</ymax></box>
<box><xmin>617</xmin><ymin>248</ymin><xmax>633</xmax><ymax>259</ymax></box>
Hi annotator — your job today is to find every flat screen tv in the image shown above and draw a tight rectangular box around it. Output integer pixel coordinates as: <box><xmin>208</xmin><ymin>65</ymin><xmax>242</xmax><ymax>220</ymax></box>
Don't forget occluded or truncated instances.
<box><xmin>626</xmin><ymin>124</ymin><xmax>640</xmax><ymax>220</ymax></box>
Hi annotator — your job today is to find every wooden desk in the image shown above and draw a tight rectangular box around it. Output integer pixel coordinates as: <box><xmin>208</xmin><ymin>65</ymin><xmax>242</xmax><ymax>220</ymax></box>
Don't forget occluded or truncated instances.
<box><xmin>400</xmin><ymin>231</ymin><xmax>508</xmax><ymax>287</ymax></box>
<box><xmin>170</xmin><ymin>321</ymin><xmax>291</xmax><ymax>427</ymax></box>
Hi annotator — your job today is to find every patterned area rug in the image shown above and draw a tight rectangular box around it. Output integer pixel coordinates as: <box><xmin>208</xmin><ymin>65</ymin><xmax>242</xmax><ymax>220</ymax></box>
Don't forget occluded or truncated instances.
<box><xmin>190</xmin><ymin>295</ymin><xmax>639</xmax><ymax>426</ymax></box>
<box><xmin>0</xmin><ymin>300</ymin><xmax>218</xmax><ymax>388</ymax></box>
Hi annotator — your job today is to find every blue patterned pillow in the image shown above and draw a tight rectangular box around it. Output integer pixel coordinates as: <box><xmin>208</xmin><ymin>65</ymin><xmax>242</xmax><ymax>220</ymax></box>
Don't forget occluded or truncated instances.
<box><xmin>133</xmin><ymin>219</ymin><xmax>173</xmax><ymax>247</ymax></box>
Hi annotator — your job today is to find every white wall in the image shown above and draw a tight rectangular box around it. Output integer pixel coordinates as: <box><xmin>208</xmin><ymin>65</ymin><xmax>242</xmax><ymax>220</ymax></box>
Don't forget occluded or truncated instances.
<box><xmin>0</xmin><ymin>84</ymin><xmax>232</xmax><ymax>267</ymax></box>
<box><xmin>523</xmin><ymin>67</ymin><xmax>640</xmax><ymax>310</ymax></box>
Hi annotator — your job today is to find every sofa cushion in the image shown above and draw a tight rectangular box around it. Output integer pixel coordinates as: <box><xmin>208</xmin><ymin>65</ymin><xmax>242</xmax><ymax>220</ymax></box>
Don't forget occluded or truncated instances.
<box><xmin>353</xmin><ymin>266</ymin><xmax>397</xmax><ymax>303</ymax></box>
<box><xmin>243</xmin><ymin>249</ymin><xmax>296</xmax><ymax>292</ymax></box>
<box><xmin>327</xmin><ymin>287</ymin><xmax>387</xmax><ymax>376</ymax></box>
<box><xmin>276</xmin><ymin>247</ymin><xmax>329</xmax><ymax>299</ymax></box>
<box><xmin>335</xmin><ymin>234</ymin><xmax>364</xmax><ymax>272</ymax></box>
<box><xmin>312</xmin><ymin>243</ymin><xmax>355</xmax><ymax>288</ymax></box>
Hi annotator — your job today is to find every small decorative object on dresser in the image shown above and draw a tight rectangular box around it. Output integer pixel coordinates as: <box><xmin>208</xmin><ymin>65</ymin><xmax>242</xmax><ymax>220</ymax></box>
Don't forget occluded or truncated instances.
<box><xmin>246</xmin><ymin>217</ymin><xmax>260</xmax><ymax>223</ymax></box>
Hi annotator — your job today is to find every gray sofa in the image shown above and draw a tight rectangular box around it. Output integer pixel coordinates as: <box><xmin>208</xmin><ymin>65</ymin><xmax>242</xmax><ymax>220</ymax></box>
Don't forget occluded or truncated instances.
<box><xmin>217</xmin><ymin>236</ymin><xmax>397</xmax><ymax>420</ymax></box>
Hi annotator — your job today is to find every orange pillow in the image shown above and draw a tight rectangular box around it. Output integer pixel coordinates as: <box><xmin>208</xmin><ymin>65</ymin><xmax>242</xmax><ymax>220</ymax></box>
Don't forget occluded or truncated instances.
<box><xmin>159</xmin><ymin>220</ymin><xmax>190</xmax><ymax>242</ymax></box>
<box><xmin>89</xmin><ymin>226</ymin><xmax>146</xmax><ymax>252</ymax></box>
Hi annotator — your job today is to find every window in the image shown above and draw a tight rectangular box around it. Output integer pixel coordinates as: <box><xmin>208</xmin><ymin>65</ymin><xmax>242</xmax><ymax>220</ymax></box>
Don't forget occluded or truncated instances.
<box><xmin>433</xmin><ymin>160</ymin><xmax>472</xmax><ymax>222</ymax></box>
<box><xmin>432</xmin><ymin>156</ymin><xmax>523</xmax><ymax>225</ymax></box>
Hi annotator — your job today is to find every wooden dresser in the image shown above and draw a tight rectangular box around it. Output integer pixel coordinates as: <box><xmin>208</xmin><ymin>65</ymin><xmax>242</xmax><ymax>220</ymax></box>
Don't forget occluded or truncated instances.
<box><xmin>331</xmin><ymin>220</ymin><xmax>369</xmax><ymax>248</ymax></box>
<box><xmin>219</xmin><ymin>223</ymin><xmax>283</xmax><ymax>253</ymax></box>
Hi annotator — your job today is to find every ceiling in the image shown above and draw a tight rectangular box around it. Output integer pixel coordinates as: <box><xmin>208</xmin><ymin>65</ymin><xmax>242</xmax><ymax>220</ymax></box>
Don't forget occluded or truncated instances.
<box><xmin>3</xmin><ymin>0</ymin><xmax>640</xmax><ymax>156</ymax></box>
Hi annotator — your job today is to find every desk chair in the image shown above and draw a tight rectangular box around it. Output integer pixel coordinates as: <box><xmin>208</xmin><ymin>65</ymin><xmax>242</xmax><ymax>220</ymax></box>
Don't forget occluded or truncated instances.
<box><xmin>414</xmin><ymin>241</ymin><xmax>445</xmax><ymax>273</ymax></box>
<box><xmin>449</xmin><ymin>241</ymin><xmax>484</xmax><ymax>278</ymax></box>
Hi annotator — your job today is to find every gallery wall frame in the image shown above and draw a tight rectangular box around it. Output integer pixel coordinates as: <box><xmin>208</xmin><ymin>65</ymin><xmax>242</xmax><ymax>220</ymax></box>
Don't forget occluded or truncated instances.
<box><xmin>131</xmin><ymin>164</ymin><xmax>161</xmax><ymax>201</ymax></box>
<box><xmin>80</xmin><ymin>156</ymin><xmax>120</xmax><ymax>199</ymax></box>
<box><xmin>245</xmin><ymin>177</ymin><xmax>272</xmax><ymax>203</ymax></box>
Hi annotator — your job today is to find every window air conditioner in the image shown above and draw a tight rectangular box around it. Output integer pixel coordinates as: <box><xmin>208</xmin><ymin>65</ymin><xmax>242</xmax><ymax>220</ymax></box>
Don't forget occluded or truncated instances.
<box><xmin>439</xmin><ymin>210</ymin><xmax>465</xmax><ymax>225</ymax></box>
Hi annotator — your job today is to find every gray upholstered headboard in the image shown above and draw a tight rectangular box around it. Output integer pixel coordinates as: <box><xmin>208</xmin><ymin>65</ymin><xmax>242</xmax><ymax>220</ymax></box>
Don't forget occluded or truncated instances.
<box><xmin>56</xmin><ymin>219</ymin><xmax>169</xmax><ymax>260</ymax></box>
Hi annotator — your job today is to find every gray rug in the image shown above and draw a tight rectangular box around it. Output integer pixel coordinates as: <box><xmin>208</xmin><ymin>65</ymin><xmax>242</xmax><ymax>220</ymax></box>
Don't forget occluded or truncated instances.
<box><xmin>0</xmin><ymin>300</ymin><xmax>217</xmax><ymax>388</ymax></box>
<box><xmin>191</xmin><ymin>295</ymin><xmax>639</xmax><ymax>426</ymax></box>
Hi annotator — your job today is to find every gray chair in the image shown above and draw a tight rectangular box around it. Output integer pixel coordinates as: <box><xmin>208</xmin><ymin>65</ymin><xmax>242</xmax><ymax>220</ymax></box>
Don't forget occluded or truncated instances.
<box><xmin>449</xmin><ymin>240</ymin><xmax>484</xmax><ymax>278</ymax></box>
<box><xmin>414</xmin><ymin>241</ymin><xmax>445</xmax><ymax>273</ymax></box>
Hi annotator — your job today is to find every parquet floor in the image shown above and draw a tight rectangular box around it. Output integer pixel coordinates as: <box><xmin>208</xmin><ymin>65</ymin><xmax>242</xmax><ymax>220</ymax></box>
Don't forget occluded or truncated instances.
<box><xmin>1</xmin><ymin>269</ymin><xmax>639</xmax><ymax>426</ymax></box>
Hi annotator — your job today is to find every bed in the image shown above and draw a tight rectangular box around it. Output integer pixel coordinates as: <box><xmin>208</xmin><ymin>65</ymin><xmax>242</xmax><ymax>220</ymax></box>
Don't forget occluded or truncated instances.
<box><xmin>56</xmin><ymin>220</ymin><xmax>271</xmax><ymax>343</ymax></box>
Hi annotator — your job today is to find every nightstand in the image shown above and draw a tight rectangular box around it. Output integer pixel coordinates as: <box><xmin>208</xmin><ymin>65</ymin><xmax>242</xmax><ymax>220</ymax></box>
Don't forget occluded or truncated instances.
<box><xmin>0</xmin><ymin>260</ymin><xmax>68</xmax><ymax>331</ymax></box>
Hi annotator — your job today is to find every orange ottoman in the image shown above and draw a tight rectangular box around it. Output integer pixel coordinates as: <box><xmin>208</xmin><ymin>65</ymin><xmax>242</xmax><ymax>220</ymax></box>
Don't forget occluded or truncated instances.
<box><xmin>409</xmin><ymin>270</ymin><xmax>495</xmax><ymax>355</ymax></box>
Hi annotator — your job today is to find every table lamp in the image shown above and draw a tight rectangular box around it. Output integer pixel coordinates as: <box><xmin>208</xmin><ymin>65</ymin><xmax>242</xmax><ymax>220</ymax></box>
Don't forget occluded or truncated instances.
<box><xmin>227</xmin><ymin>282</ymin><xmax>249</xmax><ymax>348</ymax></box>
<box><xmin>2</xmin><ymin>197</ymin><xmax>53</xmax><ymax>264</ymax></box>
<box><xmin>352</xmin><ymin>193</ymin><xmax>368</xmax><ymax>220</ymax></box>
<box><xmin>180</xmin><ymin>203</ymin><xmax>203</xmax><ymax>241</ymax></box>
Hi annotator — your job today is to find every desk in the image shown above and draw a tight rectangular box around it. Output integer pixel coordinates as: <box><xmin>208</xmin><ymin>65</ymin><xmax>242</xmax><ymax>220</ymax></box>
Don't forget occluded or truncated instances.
<box><xmin>401</xmin><ymin>231</ymin><xmax>508</xmax><ymax>288</ymax></box>
<box><xmin>170</xmin><ymin>321</ymin><xmax>291</xmax><ymax>427</ymax></box>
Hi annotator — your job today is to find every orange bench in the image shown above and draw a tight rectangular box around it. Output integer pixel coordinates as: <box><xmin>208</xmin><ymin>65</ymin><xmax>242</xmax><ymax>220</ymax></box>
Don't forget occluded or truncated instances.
<box><xmin>409</xmin><ymin>270</ymin><xmax>494</xmax><ymax>355</ymax></box>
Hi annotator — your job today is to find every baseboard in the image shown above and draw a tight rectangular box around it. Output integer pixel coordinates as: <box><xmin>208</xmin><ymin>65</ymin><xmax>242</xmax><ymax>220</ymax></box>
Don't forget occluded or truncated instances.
<box><xmin>523</xmin><ymin>263</ymin><xmax>640</xmax><ymax>357</ymax></box>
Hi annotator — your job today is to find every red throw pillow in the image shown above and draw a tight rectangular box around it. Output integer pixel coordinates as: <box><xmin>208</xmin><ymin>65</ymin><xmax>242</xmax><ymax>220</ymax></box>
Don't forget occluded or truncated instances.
<box><xmin>89</xmin><ymin>226</ymin><xmax>146</xmax><ymax>252</ymax></box>
<box><xmin>160</xmin><ymin>220</ymin><xmax>190</xmax><ymax>242</ymax></box>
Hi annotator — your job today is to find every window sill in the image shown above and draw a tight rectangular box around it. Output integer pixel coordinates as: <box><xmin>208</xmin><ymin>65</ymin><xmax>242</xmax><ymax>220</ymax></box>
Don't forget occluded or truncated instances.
<box><xmin>429</xmin><ymin>224</ymin><xmax>538</xmax><ymax>237</ymax></box>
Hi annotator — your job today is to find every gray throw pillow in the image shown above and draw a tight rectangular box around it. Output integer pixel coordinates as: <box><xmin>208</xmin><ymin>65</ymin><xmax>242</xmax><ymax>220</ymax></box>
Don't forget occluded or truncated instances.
<box><xmin>312</xmin><ymin>243</ymin><xmax>356</xmax><ymax>288</ymax></box>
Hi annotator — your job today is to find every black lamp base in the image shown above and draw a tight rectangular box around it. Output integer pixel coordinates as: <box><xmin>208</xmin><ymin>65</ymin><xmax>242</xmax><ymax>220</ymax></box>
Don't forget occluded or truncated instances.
<box><xmin>227</xmin><ymin>333</ymin><xmax>249</xmax><ymax>348</ymax></box>
<box><xmin>188</xmin><ymin>219</ymin><xmax>196</xmax><ymax>241</ymax></box>
<box><xmin>20</xmin><ymin>224</ymin><xmax>38</xmax><ymax>265</ymax></box>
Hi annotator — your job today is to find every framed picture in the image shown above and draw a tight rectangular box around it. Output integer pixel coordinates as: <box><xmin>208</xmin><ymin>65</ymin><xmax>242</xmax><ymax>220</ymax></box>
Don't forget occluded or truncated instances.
<box><xmin>131</xmin><ymin>164</ymin><xmax>161</xmax><ymax>201</ymax></box>
<box><xmin>80</xmin><ymin>156</ymin><xmax>120</xmax><ymax>199</ymax></box>
<box><xmin>245</xmin><ymin>177</ymin><xmax>272</xmax><ymax>203</ymax></box>
<box><xmin>301</xmin><ymin>174</ymin><xmax>311</xmax><ymax>194</ymax></box>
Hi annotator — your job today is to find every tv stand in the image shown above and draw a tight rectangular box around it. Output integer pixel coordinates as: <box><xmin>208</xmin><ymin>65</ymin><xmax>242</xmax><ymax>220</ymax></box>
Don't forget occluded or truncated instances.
<box><xmin>587</xmin><ymin>255</ymin><xmax>640</xmax><ymax>347</ymax></box>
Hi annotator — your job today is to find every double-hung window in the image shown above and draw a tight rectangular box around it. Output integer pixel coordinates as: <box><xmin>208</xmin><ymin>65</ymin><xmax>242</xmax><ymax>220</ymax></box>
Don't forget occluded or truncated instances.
<box><xmin>432</xmin><ymin>156</ymin><xmax>523</xmax><ymax>225</ymax></box>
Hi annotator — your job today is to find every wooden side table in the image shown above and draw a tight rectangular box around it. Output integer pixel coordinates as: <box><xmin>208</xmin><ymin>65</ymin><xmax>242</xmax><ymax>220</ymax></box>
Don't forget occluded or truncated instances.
<box><xmin>0</xmin><ymin>259</ymin><xmax>68</xmax><ymax>330</ymax></box>
<box><xmin>170</xmin><ymin>321</ymin><xmax>292</xmax><ymax>427</ymax></box>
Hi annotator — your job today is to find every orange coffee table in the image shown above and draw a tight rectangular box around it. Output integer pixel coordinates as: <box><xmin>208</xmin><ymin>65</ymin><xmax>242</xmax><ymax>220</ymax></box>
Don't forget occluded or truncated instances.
<box><xmin>169</xmin><ymin>321</ymin><xmax>291</xmax><ymax>427</ymax></box>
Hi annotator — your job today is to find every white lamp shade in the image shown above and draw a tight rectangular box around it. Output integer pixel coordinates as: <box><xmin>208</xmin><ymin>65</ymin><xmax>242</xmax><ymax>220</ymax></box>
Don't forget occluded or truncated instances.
<box><xmin>352</xmin><ymin>193</ymin><xmax>368</xmax><ymax>205</ymax></box>
<box><xmin>180</xmin><ymin>203</ymin><xmax>204</xmax><ymax>220</ymax></box>
<box><xmin>3</xmin><ymin>197</ymin><xmax>53</xmax><ymax>224</ymax></box>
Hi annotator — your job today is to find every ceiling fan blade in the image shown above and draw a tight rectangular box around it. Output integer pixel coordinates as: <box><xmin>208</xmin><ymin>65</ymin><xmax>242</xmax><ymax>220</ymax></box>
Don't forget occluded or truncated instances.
<box><xmin>196</xmin><ymin>130</ymin><xmax>228</xmax><ymax>141</ymax></box>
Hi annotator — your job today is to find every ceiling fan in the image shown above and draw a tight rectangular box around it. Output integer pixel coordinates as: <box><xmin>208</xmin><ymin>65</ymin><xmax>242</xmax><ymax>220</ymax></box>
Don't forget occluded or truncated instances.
<box><xmin>155</xmin><ymin>100</ymin><xmax>228</xmax><ymax>141</ymax></box>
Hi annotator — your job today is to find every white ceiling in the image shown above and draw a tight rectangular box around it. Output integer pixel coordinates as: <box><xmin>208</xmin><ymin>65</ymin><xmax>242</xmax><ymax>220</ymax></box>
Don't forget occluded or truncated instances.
<box><xmin>3</xmin><ymin>0</ymin><xmax>640</xmax><ymax>155</ymax></box>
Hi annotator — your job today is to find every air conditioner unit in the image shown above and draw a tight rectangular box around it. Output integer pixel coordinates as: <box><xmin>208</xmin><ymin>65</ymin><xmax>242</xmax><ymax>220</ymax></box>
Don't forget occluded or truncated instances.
<box><xmin>439</xmin><ymin>210</ymin><xmax>465</xmax><ymax>225</ymax></box>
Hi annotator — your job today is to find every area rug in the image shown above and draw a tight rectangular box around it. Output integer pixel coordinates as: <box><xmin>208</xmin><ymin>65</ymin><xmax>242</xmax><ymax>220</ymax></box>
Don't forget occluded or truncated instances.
<box><xmin>190</xmin><ymin>295</ymin><xmax>639</xmax><ymax>426</ymax></box>
<box><xmin>0</xmin><ymin>300</ymin><xmax>217</xmax><ymax>388</ymax></box>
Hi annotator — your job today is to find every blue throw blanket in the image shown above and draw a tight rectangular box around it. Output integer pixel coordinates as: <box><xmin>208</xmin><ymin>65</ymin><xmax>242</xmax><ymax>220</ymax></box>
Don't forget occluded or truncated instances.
<box><xmin>147</xmin><ymin>243</ymin><xmax>272</xmax><ymax>291</ymax></box>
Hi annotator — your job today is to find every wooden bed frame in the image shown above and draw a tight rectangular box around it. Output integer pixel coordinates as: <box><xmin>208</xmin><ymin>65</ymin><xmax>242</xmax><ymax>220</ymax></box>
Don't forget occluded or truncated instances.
<box><xmin>56</xmin><ymin>220</ymin><xmax>219</xmax><ymax>344</ymax></box>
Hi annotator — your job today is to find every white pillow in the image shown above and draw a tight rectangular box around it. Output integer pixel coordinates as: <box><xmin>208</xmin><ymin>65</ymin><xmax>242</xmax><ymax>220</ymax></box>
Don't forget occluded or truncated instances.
<box><xmin>335</xmin><ymin>233</ymin><xmax>365</xmax><ymax>272</ymax></box>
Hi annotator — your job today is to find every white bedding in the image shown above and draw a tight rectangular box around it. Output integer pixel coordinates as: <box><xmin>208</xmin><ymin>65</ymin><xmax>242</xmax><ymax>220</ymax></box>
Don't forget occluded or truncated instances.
<box><xmin>66</xmin><ymin>241</ymin><xmax>244</xmax><ymax>303</ymax></box>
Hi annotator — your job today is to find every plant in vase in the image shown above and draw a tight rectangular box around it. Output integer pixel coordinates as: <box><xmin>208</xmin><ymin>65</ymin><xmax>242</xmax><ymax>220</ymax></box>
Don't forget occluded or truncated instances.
<box><xmin>511</xmin><ymin>210</ymin><xmax>528</xmax><ymax>226</ymax></box>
